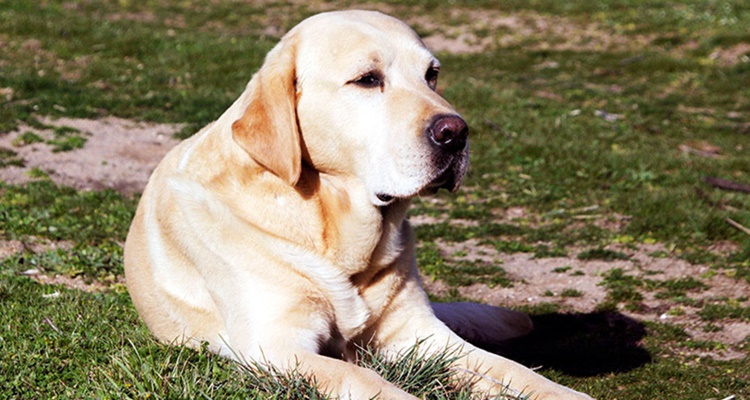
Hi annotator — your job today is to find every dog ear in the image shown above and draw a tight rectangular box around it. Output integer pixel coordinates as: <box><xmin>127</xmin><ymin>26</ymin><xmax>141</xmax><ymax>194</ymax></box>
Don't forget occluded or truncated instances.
<box><xmin>231</xmin><ymin>38</ymin><xmax>301</xmax><ymax>186</ymax></box>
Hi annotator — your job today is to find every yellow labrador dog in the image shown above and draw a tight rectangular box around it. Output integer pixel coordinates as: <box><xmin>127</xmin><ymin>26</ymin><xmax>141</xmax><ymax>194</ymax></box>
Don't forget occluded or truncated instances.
<box><xmin>125</xmin><ymin>10</ymin><xmax>592</xmax><ymax>400</ymax></box>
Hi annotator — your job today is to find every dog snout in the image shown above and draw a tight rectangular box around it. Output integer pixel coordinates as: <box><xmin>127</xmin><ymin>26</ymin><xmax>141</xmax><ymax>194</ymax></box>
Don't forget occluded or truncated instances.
<box><xmin>427</xmin><ymin>114</ymin><xmax>468</xmax><ymax>152</ymax></box>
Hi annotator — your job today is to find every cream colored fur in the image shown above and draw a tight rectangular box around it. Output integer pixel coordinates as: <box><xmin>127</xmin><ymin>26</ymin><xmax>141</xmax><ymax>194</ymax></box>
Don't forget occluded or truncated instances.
<box><xmin>124</xmin><ymin>10</ymin><xmax>593</xmax><ymax>400</ymax></box>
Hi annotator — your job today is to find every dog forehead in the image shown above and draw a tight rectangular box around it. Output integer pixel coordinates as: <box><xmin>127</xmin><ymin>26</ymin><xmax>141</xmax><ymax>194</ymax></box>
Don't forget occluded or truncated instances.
<box><xmin>293</xmin><ymin>11</ymin><xmax>433</xmax><ymax>71</ymax></box>
<box><xmin>294</xmin><ymin>10</ymin><xmax>417</xmax><ymax>38</ymax></box>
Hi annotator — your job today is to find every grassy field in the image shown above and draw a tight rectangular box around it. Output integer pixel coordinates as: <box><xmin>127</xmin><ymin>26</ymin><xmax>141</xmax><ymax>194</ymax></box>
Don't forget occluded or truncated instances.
<box><xmin>1</xmin><ymin>0</ymin><xmax>749</xmax><ymax>398</ymax></box>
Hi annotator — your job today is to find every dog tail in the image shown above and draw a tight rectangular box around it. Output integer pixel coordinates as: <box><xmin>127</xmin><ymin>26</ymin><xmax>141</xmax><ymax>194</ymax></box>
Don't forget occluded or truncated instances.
<box><xmin>431</xmin><ymin>302</ymin><xmax>533</xmax><ymax>346</ymax></box>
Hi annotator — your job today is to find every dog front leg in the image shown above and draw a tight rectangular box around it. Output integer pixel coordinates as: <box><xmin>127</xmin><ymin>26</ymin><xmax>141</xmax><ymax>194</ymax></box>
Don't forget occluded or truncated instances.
<box><xmin>369</xmin><ymin>274</ymin><xmax>594</xmax><ymax>400</ymax></box>
<box><xmin>216</xmin><ymin>294</ymin><xmax>418</xmax><ymax>400</ymax></box>
<box><xmin>265</xmin><ymin>351</ymin><xmax>419</xmax><ymax>400</ymax></box>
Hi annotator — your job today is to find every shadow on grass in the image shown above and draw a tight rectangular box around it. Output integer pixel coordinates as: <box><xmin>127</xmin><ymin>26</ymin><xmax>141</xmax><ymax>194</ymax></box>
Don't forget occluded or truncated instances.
<box><xmin>482</xmin><ymin>312</ymin><xmax>651</xmax><ymax>377</ymax></box>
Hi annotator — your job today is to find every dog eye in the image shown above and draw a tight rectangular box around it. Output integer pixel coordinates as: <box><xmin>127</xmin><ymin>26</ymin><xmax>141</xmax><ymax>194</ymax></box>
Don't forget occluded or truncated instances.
<box><xmin>425</xmin><ymin>66</ymin><xmax>439</xmax><ymax>89</ymax></box>
<box><xmin>349</xmin><ymin>71</ymin><xmax>384</xmax><ymax>89</ymax></box>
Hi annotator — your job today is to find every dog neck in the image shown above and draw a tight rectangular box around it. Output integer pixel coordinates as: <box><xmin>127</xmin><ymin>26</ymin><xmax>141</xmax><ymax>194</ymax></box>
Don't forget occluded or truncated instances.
<box><xmin>299</xmin><ymin>166</ymin><xmax>411</xmax><ymax>274</ymax></box>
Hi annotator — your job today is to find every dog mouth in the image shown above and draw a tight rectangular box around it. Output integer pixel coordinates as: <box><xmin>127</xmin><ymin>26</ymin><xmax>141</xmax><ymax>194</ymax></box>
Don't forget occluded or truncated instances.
<box><xmin>373</xmin><ymin>170</ymin><xmax>457</xmax><ymax>205</ymax></box>
<box><xmin>373</xmin><ymin>154</ymin><xmax>468</xmax><ymax>206</ymax></box>
<box><xmin>419</xmin><ymin>162</ymin><xmax>462</xmax><ymax>195</ymax></box>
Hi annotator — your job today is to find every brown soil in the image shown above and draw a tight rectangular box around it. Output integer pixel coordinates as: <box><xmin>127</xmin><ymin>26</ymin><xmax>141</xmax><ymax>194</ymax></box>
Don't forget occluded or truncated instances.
<box><xmin>0</xmin><ymin>116</ymin><xmax>182</xmax><ymax>194</ymax></box>
<box><xmin>410</xmin><ymin>9</ymin><xmax>654</xmax><ymax>55</ymax></box>
<box><xmin>415</xmin><ymin>214</ymin><xmax>750</xmax><ymax>360</ymax></box>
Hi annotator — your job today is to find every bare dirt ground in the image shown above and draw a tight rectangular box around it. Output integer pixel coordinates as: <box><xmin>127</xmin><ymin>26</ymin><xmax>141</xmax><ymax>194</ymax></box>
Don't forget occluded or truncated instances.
<box><xmin>418</xmin><ymin>231</ymin><xmax>750</xmax><ymax>361</ymax></box>
<box><xmin>0</xmin><ymin>116</ymin><xmax>182</xmax><ymax>194</ymax></box>
<box><xmin>1</xmin><ymin>115</ymin><xmax>748</xmax><ymax>361</ymax></box>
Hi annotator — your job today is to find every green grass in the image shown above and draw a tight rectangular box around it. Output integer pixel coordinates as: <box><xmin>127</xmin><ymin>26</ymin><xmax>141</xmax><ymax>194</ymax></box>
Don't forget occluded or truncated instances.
<box><xmin>11</xmin><ymin>123</ymin><xmax>88</xmax><ymax>152</ymax></box>
<box><xmin>577</xmin><ymin>248</ymin><xmax>631</xmax><ymax>262</ymax></box>
<box><xmin>0</xmin><ymin>181</ymin><xmax>135</xmax><ymax>244</ymax></box>
<box><xmin>1</xmin><ymin>0</ymin><xmax>750</xmax><ymax>399</ymax></box>
<box><xmin>560</xmin><ymin>289</ymin><xmax>583</xmax><ymax>298</ymax></box>
<box><xmin>418</xmin><ymin>242</ymin><xmax>513</xmax><ymax>288</ymax></box>
<box><xmin>0</xmin><ymin>276</ymin><xmax>136</xmax><ymax>398</ymax></box>
<box><xmin>598</xmin><ymin>268</ymin><xmax>645</xmax><ymax>311</ymax></box>
<box><xmin>5</xmin><ymin>243</ymin><xmax>124</xmax><ymax>283</ymax></box>
<box><xmin>699</xmin><ymin>303</ymin><xmax>750</xmax><ymax>322</ymax></box>
<box><xmin>12</xmin><ymin>131</ymin><xmax>44</xmax><ymax>146</ymax></box>
<box><xmin>0</xmin><ymin>147</ymin><xmax>24</xmax><ymax>168</ymax></box>
<box><xmin>651</xmin><ymin>277</ymin><xmax>708</xmax><ymax>300</ymax></box>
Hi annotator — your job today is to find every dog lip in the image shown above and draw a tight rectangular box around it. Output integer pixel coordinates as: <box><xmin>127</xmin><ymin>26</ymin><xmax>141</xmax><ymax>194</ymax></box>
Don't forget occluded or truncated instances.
<box><xmin>376</xmin><ymin>174</ymin><xmax>449</xmax><ymax>204</ymax></box>
<box><xmin>374</xmin><ymin>156</ymin><xmax>466</xmax><ymax>204</ymax></box>
<box><xmin>426</xmin><ymin>164</ymin><xmax>458</xmax><ymax>192</ymax></box>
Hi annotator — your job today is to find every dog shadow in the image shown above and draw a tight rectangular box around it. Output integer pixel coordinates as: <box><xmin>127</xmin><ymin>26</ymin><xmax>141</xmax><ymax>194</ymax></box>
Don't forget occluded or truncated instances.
<box><xmin>479</xmin><ymin>311</ymin><xmax>652</xmax><ymax>377</ymax></box>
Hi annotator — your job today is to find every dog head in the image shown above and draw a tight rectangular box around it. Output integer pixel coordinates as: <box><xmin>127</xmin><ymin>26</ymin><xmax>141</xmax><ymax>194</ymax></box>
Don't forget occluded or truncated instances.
<box><xmin>232</xmin><ymin>10</ymin><xmax>469</xmax><ymax>206</ymax></box>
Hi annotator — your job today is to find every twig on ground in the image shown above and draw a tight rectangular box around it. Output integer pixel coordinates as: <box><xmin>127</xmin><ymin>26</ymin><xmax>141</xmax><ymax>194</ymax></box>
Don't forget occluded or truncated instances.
<box><xmin>726</xmin><ymin>218</ymin><xmax>750</xmax><ymax>236</ymax></box>
<box><xmin>704</xmin><ymin>176</ymin><xmax>750</xmax><ymax>193</ymax></box>
<box><xmin>44</xmin><ymin>316</ymin><xmax>61</xmax><ymax>334</ymax></box>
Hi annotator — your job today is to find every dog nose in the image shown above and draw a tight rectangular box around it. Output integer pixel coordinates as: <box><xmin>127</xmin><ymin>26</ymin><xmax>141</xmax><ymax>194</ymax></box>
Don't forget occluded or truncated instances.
<box><xmin>428</xmin><ymin>115</ymin><xmax>468</xmax><ymax>152</ymax></box>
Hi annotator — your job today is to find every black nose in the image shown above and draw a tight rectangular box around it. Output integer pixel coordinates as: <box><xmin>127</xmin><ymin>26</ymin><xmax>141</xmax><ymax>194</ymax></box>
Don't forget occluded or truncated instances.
<box><xmin>428</xmin><ymin>114</ymin><xmax>468</xmax><ymax>152</ymax></box>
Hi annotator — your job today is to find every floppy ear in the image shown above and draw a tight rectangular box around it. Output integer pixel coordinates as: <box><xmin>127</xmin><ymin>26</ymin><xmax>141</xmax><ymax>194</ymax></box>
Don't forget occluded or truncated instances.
<box><xmin>231</xmin><ymin>38</ymin><xmax>301</xmax><ymax>186</ymax></box>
